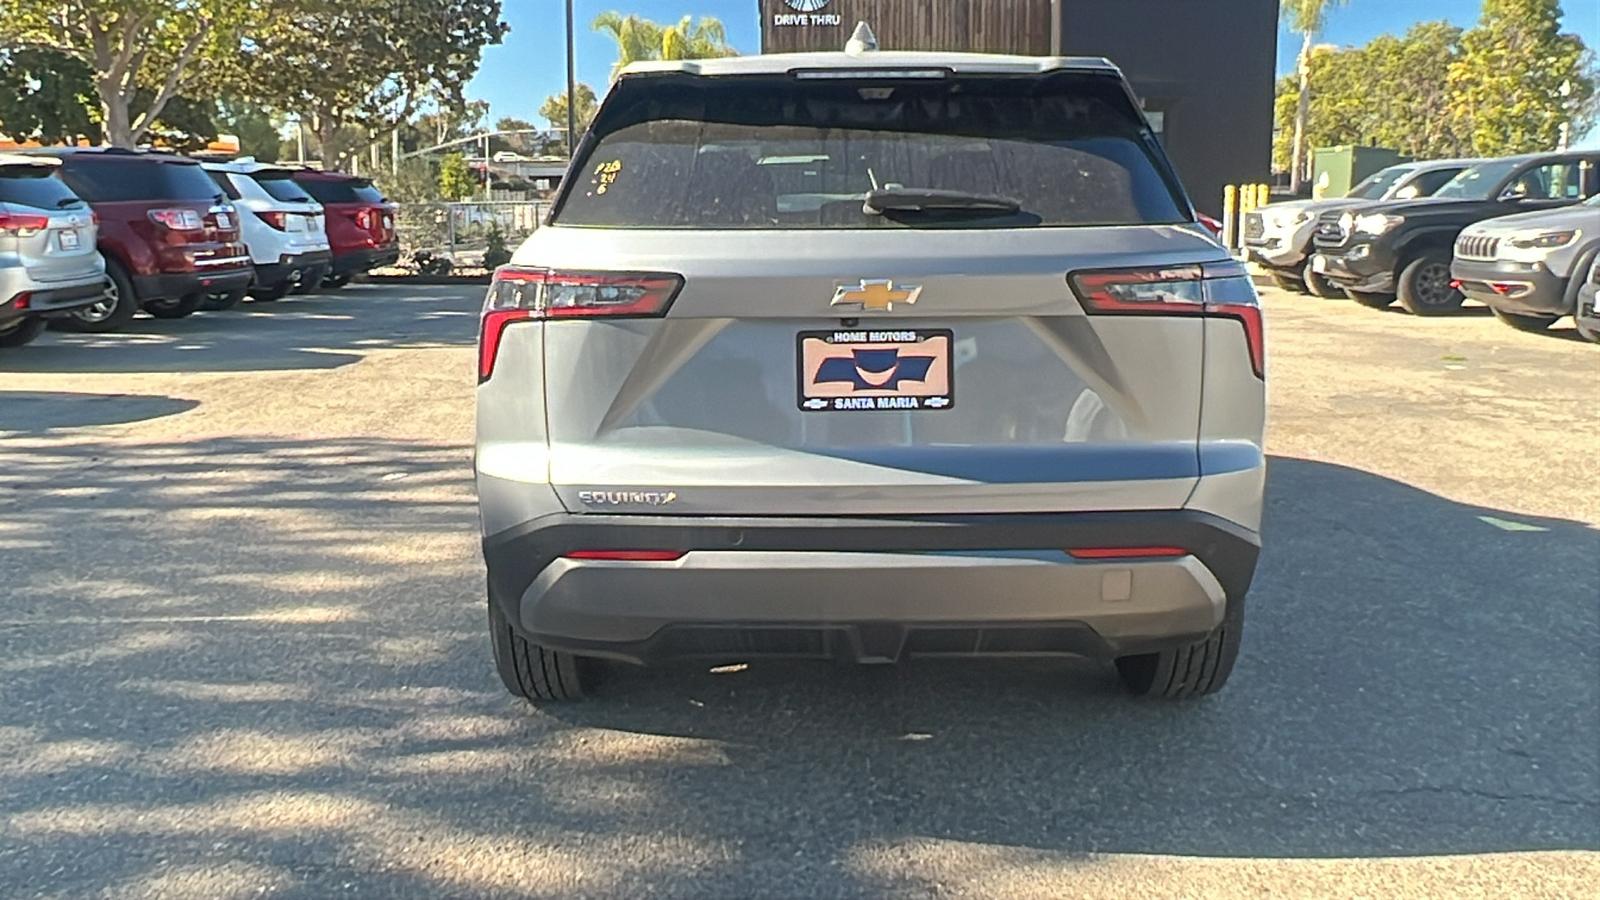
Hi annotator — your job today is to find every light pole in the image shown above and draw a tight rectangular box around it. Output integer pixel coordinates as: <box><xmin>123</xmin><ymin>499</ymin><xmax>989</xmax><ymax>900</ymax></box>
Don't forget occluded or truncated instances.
<box><xmin>565</xmin><ymin>0</ymin><xmax>577</xmax><ymax>158</ymax></box>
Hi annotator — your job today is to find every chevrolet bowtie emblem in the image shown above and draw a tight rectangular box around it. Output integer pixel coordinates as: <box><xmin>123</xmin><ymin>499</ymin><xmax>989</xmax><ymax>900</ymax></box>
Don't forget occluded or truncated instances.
<box><xmin>830</xmin><ymin>279</ymin><xmax>922</xmax><ymax>312</ymax></box>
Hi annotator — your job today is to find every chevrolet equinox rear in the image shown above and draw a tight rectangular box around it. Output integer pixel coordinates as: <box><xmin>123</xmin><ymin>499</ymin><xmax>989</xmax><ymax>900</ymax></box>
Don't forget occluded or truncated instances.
<box><xmin>476</xmin><ymin>47</ymin><xmax>1266</xmax><ymax>702</ymax></box>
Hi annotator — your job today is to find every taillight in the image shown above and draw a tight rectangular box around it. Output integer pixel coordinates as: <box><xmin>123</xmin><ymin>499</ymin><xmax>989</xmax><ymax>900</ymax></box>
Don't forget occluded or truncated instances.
<box><xmin>352</xmin><ymin>207</ymin><xmax>375</xmax><ymax>230</ymax></box>
<box><xmin>148</xmin><ymin>208</ymin><xmax>204</xmax><ymax>231</ymax></box>
<box><xmin>258</xmin><ymin>211</ymin><xmax>289</xmax><ymax>231</ymax></box>
<box><xmin>1196</xmin><ymin>214</ymin><xmax>1224</xmax><ymax>240</ymax></box>
<box><xmin>1069</xmin><ymin>261</ymin><xmax>1264</xmax><ymax>379</ymax></box>
<box><xmin>0</xmin><ymin>212</ymin><xmax>49</xmax><ymax>236</ymax></box>
<box><xmin>478</xmin><ymin>266</ymin><xmax>684</xmax><ymax>382</ymax></box>
<box><xmin>90</xmin><ymin>210</ymin><xmax>100</xmax><ymax>226</ymax></box>
<box><xmin>563</xmin><ymin>550</ymin><xmax>686</xmax><ymax>561</ymax></box>
<box><xmin>1068</xmin><ymin>546</ymin><xmax>1187</xmax><ymax>560</ymax></box>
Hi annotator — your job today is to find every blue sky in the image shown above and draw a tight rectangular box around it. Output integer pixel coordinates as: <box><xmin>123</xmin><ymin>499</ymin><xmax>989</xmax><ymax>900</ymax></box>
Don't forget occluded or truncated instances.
<box><xmin>470</xmin><ymin>0</ymin><xmax>1600</xmax><ymax>142</ymax></box>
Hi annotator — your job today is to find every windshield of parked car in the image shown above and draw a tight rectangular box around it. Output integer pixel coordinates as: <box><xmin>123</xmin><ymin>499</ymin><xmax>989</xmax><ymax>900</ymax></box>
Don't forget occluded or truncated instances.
<box><xmin>0</xmin><ymin>165</ymin><xmax>84</xmax><ymax>210</ymax></box>
<box><xmin>58</xmin><ymin>157</ymin><xmax>224</xmax><ymax>203</ymax></box>
<box><xmin>251</xmin><ymin>171</ymin><xmax>316</xmax><ymax>203</ymax></box>
<box><xmin>297</xmin><ymin>177</ymin><xmax>384</xmax><ymax>205</ymax></box>
<box><xmin>554</xmin><ymin>72</ymin><xmax>1189</xmax><ymax>229</ymax></box>
<box><xmin>1348</xmin><ymin>167</ymin><xmax>1411</xmax><ymax>200</ymax></box>
<box><xmin>1430</xmin><ymin>159</ymin><xmax>1522</xmax><ymax>200</ymax></box>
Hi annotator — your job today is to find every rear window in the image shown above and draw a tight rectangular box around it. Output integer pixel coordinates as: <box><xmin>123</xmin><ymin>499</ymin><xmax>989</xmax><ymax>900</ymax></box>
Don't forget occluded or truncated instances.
<box><xmin>0</xmin><ymin>165</ymin><xmax>84</xmax><ymax>210</ymax></box>
<box><xmin>251</xmin><ymin>171</ymin><xmax>315</xmax><ymax>203</ymax></box>
<box><xmin>58</xmin><ymin>157</ymin><xmax>223</xmax><ymax>203</ymax></box>
<box><xmin>208</xmin><ymin>170</ymin><xmax>243</xmax><ymax>200</ymax></box>
<box><xmin>554</xmin><ymin>71</ymin><xmax>1188</xmax><ymax>229</ymax></box>
<box><xmin>297</xmin><ymin>176</ymin><xmax>384</xmax><ymax>205</ymax></box>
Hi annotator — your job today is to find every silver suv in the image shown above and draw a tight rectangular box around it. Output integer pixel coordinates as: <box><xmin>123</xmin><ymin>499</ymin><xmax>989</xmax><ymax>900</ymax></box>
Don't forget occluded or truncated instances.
<box><xmin>476</xmin><ymin>42</ymin><xmax>1266</xmax><ymax>702</ymax></box>
<box><xmin>0</xmin><ymin>154</ymin><xmax>107</xmax><ymax>349</ymax></box>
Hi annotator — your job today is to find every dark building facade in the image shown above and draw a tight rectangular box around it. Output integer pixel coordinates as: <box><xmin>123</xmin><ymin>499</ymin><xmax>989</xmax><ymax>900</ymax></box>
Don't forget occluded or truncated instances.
<box><xmin>759</xmin><ymin>0</ymin><xmax>1280</xmax><ymax>214</ymax></box>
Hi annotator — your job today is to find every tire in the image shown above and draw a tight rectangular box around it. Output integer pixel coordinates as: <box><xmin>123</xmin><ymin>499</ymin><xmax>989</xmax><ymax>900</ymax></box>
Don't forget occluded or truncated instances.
<box><xmin>248</xmin><ymin>281</ymin><xmax>289</xmax><ymax>302</ymax></box>
<box><xmin>143</xmin><ymin>292</ymin><xmax>204</xmax><ymax>320</ymax></box>
<box><xmin>488</xmin><ymin>594</ymin><xmax>588</xmax><ymax>702</ymax></box>
<box><xmin>1577</xmin><ymin>316</ymin><xmax>1600</xmax><ymax>344</ymax></box>
<box><xmin>0</xmin><ymin>317</ymin><xmax>47</xmax><ymax>348</ymax></box>
<box><xmin>1115</xmin><ymin>596</ymin><xmax>1244</xmax><ymax>699</ymax></box>
<box><xmin>1492</xmin><ymin>309</ymin><xmax>1558</xmax><ymax>333</ymax></box>
<box><xmin>1559</xmin><ymin>246</ymin><xmax>1599</xmax><ymax>316</ymax></box>
<box><xmin>200</xmin><ymin>289</ymin><xmax>247</xmax><ymax>311</ymax></box>
<box><xmin>1302</xmin><ymin>264</ymin><xmax>1346</xmax><ymax>299</ymax></box>
<box><xmin>1396</xmin><ymin>251</ymin><xmax>1464</xmax><ymax>315</ymax></box>
<box><xmin>58</xmin><ymin>261</ymin><xmax>137</xmax><ymax>333</ymax></box>
<box><xmin>1269</xmin><ymin>271</ymin><xmax>1307</xmax><ymax>293</ymax></box>
<box><xmin>1346</xmin><ymin>290</ymin><xmax>1396</xmax><ymax>309</ymax></box>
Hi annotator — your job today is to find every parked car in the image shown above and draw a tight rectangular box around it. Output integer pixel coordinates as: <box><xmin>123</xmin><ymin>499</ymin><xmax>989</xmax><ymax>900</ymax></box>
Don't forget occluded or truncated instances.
<box><xmin>477</xmin><ymin>43</ymin><xmax>1265</xmax><ymax>702</ymax></box>
<box><xmin>1309</xmin><ymin>151</ymin><xmax>1600</xmax><ymax>314</ymax></box>
<box><xmin>1575</xmin><ymin>254</ymin><xmax>1600</xmax><ymax>343</ymax></box>
<box><xmin>34</xmin><ymin>148</ymin><xmax>251</xmax><ymax>331</ymax></box>
<box><xmin>1246</xmin><ymin>159</ymin><xmax>1480</xmax><ymax>298</ymax></box>
<box><xmin>204</xmin><ymin>159</ymin><xmax>332</xmax><ymax>305</ymax></box>
<box><xmin>1451</xmin><ymin>193</ymin><xmax>1600</xmax><ymax>332</ymax></box>
<box><xmin>287</xmin><ymin>170</ymin><xmax>398</xmax><ymax>286</ymax></box>
<box><xmin>0</xmin><ymin>154</ymin><xmax>108</xmax><ymax>348</ymax></box>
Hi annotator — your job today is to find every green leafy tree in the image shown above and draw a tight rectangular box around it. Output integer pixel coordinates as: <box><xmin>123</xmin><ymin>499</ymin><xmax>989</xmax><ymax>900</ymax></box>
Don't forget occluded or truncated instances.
<box><xmin>0</xmin><ymin>1</ymin><xmax>260</xmax><ymax>148</ymax></box>
<box><xmin>1271</xmin><ymin>45</ymin><xmax>1372</xmax><ymax>173</ymax></box>
<box><xmin>0</xmin><ymin>46</ymin><xmax>101</xmax><ymax>145</ymax></box>
<box><xmin>483</xmin><ymin>222</ymin><xmax>511</xmax><ymax>269</ymax></box>
<box><xmin>1363</xmin><ymin>22</ymin><xmax>1474</xmax><ymax>160</ymax></box>
<box><xmin>592</xmin><ymin>12</ymin><xmax>736</xmax><ymax>80</ymax></box>
<box><xmin>537</xmin><ymin>83</ymin><xmax>598</xmax><ymax>140</ymax></box>
<box><xmin>1449</xmin><ymin>0</ymin><xmax>1597</xmax><ymax>155</ymax></box>
<box><xmin>1281</xmin><ymin>0</ymin><xmax>1350</xmax><ymax>193</ymax></box>
<box><xmin>215</xmin><ymin>97</ymin><xmax>283</xmax><ymax>162</ymax></box>
<box><xmin>226</xmin><ymin>0</ymin><xmax>507</xmax><ymax>171</ymax></box>
<box><xmin>492</xmin><ymin>116</ymin><xmax>541</xmax><ymax>155</ymax></box>
<box><xmin>437</xmin><ymin>151</ymin><xmax>477</xmax><ymax>200</ymax></box>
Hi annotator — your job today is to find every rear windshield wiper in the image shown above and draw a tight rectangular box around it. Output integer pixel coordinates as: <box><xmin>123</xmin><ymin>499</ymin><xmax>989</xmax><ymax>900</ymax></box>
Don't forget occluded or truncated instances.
<box><xmin>55</xmin><ymin>198</ymin><xmax>85</xmax><ymax>208</ymax></box>
<box><xmin>863</xmin><ymin>188</ymin><xmax>1022</xmax><ymax>217</ymax></box>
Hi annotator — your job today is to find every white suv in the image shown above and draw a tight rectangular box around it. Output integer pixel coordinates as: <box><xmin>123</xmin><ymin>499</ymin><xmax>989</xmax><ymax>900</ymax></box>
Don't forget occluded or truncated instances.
<box><xmin>0</xmin><ymin>154</ymin><xmax>107</xmax><ymax>348</ymax></box>
<box><xmin>203</xmin><ymin>159</ymin><xmax>331</xmax><ymax>305</ymax></box>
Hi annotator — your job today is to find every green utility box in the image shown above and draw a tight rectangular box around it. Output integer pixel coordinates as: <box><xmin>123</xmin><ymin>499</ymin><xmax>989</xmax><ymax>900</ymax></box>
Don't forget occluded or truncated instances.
<box><xmin>1311</xmin><ymin>146</ymin><xmax>1409</xmax><ymax>199</ymax></box>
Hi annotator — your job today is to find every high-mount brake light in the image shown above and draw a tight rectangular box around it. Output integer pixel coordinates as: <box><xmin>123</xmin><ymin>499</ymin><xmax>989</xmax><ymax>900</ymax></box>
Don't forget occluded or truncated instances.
<box><xmin>1069</xmin><ymin>261</ymin><xmax>1265</xmax><ymax>379</ymax></box>
<box><xmin>478</xmin><ymin>266</ymin><xmax>684</xmax><ymax>382</ymax></box>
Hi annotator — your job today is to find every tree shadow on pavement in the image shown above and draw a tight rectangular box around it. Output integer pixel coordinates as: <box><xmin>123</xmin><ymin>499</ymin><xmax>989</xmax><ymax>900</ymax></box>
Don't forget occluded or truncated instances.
<box><xmin>0</xmin><ymin>392</ymin><xmax>200</xmax><ymax>432</ymax></box>
<box><xmin>0</xmin><ymin>286</ymin><xmax>480</xmax><ymax>375</ymax></box>
<box><xmin>0</xmin><ymin>441</ymin><xmax>1593</xmax><ymax>899</ymax></box>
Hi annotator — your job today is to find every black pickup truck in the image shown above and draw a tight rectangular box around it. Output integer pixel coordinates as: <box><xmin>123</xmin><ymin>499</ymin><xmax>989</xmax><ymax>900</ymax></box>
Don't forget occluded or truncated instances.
<box><xmin>1309</xmin><ymin>151</ymin><xmax>1600</xmax><ymax>314</ymax></box>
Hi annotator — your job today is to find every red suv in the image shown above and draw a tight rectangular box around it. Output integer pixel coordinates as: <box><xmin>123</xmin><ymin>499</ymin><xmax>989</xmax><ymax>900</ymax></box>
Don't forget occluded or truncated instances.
<box><xmin>288</xmin><ymin>171</ymin><xmax>398</xmax><ymax>287</ymax></box>
<box><xmin>42</xmin><ymin>149</ymin><xmax>252</xmax><ymax>331</ymax></box>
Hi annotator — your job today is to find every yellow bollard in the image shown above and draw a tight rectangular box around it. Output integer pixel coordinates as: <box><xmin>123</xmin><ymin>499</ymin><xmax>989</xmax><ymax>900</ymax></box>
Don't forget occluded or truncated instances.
<box><xmin>1259</xmin><ymin>183</ymin><xmax>1271</xmax><ymax>207</ymax></box>
<box><xmin>1222</xmin><ymin>185</ymin><xmax>1239</xmax><ymax>250</ymax></box>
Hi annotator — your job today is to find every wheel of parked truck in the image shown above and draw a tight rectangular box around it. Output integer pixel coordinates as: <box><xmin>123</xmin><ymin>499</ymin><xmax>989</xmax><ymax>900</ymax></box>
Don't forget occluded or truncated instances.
<box><xmin>1577</xmin><ymin>315</ymin><xmax>1600</xmax><ymax>344</ymax></box>
<box><xmin>1115</xmin><ymin>596</ymin><xmax>1244</xmax><ymax>700</ymax></box>
<box><xmin>488</xmin><ymin>591</ymin><xmax>589</xmax><ymax>702</ymax></box>
<box><xmin>143</xmin><ymin>292</ymin><xmax>204</xmax><ymax>320</ymax></box>
<box><xmin>1492</xmin><ymin>309</ymin><xmax>1559</xmax><ymax>333</ymax></box>
<box><xmin>58</xmin><ymin>259</ymin><xmax>138</xmax><ymax>333</ymax></box>
<box><xmin>0</xmin><ymin>317</ymin><xmax>47</xmax><ymax>348</ymax></box>
<box><xmin>1302</xmin><ymin>263</ymin><xmax>1346</xmax><ymax>299</ymax></box>
<box><xmin>1396</xmin><ymin>251</ymin><xmax>1464</xmax><ymax>316</ymax></box>
<box><xmin>321</xmin><ymin>274</ymin><xmax>351</xmax><ymax>290</ymax></box>
<box><xmin>200</xmin><ymin>289</ymin><xmax>247</xmax><ymax>311</ymax></box>
<box><xmin>1269</xmin><ymin>271</ymin><xmax>1306</xmax><ymax>293</ymax></box>
<box><xmin>1345</xmin><ymin>290</ymin><xmax>1396</xmax><ymax>309</ymax></box>
<box><xmin>248</xmin><ymin>282</ymin><xmax>289</xmax><ymax>302</ymax></box>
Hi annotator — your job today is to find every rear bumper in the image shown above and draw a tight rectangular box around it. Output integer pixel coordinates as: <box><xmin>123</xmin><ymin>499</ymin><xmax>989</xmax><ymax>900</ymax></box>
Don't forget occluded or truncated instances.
<box><xmin>132</xmin><ymin>267</ymin><xmax>254</xmax><ymax>302</ymax></box>
<box><xmin>0</xmin><ymin>276</ymin><xmax>110</xmax><ymax>329</ymax></box>
<box><xmin>483</xmin><ymin>510</ymin><xmax>1260</xmax><ymax>664</ymax></box>
<box><xmin>329</xmin><ymin>244</ymin><xmax>400</xmax><ymax>276</ymax></box>
<box><xmin>254</xmin><ymin>250</ymin><xmax>334</xmax><ymax>288</ymax></box>
<box><xmin>1450</xmin><ymin>258</ymin><xmax>1569</xmax><ymax>315</ymax></box>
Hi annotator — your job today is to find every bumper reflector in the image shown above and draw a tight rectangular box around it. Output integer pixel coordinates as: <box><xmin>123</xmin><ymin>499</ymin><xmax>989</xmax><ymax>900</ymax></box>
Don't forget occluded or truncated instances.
<box><xmin>1068</xmin><ymin>547</ymin><xmax>1187</xmax><ymax>560</ymax></box>
<box><xmin>564</xmin><ymin>550</ymin><xmax>687</xmax><ymax>562</ymax></box>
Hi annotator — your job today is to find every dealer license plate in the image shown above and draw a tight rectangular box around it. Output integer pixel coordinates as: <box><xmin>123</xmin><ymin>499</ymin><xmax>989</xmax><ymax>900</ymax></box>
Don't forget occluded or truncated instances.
<box><xmin>57</xmin><ymin>229</ymin><xmax>80</xmax><ymax>251</ymax></box>
<box><xmin>797</xmin><ymin>328</ymin><xmax>954</xmax><ymax>412</ymax></box>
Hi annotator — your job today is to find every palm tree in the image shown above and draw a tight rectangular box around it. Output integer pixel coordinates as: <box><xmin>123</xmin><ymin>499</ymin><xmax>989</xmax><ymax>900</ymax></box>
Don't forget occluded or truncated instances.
<box><xmin>1283</xmin><ymin>0</ymin><xmax>1349</xmax><ymax>194</ymax></box>
<box><xmin>592</xmin><ymin>12</ymin><xmax>735</xmax><ymax>80</ymax></box>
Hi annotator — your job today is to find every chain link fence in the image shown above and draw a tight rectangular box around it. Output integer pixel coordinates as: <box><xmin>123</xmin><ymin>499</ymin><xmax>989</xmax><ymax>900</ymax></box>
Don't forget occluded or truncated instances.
<box><xmin>392</xmin><ymin>201</ymin><xmax>549</xmax><ymax>271</ymax></box>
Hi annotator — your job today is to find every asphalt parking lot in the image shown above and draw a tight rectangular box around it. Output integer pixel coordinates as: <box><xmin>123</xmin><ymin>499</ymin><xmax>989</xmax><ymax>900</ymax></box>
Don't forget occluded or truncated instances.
<box><xmin>0</xmin><ymin>286</ymin><xmax>1595</xmax><ymax>899</ymax></box>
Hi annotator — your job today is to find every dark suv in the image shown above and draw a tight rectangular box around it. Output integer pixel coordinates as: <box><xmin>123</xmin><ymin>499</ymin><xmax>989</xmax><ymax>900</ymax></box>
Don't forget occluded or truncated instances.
<box><xmin>1310</xmin><ymin>152</ymin><xmax>1600</xmax><ymax>314</ymax></box>
<box><xmin>288</xmin><ymin>171</ymin><xmax>398</xmax><ymax>287</ymax></box>
<box><xmin>39</xmin><ymin>149</ymin><xmax>252</xmax><ymax>331</ymax></box>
